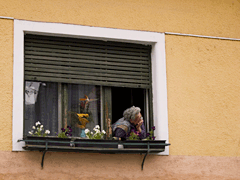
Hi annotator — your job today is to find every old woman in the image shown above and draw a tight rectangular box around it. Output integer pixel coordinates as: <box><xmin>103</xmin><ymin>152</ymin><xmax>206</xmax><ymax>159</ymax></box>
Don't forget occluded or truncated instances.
<box><xmin>112</xmin><ymin>106</ymin><xmax>146</xmax><ymax>140</ymax></box>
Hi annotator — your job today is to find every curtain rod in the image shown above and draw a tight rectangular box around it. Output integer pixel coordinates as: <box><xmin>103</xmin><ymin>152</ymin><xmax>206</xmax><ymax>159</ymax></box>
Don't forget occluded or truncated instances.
<box><xmin>165</xmin><ymin>32</ymin><xmax>240</xmax><ymax>41</ymax></box>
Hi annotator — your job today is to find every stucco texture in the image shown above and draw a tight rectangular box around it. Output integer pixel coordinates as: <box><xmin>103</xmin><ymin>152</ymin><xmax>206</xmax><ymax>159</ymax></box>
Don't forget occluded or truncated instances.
<box><xmin>0</xmin><ymin>0</ymin><xmax>240</xmax><ymax>39</ymax></box>
<box><xmin>0</xmin><ymin>19</ymin><xmax>13</xmax><ymax>151</ymax></box>
<box><xmin>0</xmin><ymin>0</ymin><xmax>240</xmax><ymax>157</ymax></box>
<box><xmin>0</xmin><ymin>152</ymin><xmax>239</xmax><ymax>180</ymax></box>
<box><xmin>166</xmin><ymin>35</ymin><xmax>240</xmax><ymax>157</ymax></box>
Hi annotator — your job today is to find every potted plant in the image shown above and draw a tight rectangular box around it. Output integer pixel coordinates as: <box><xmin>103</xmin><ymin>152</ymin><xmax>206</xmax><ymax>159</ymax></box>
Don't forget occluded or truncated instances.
<box><xmin>124</xmin><ymin>126</ymin><xmax>157</xmax><ymax>150</ymax></box>
<box><xmin>25</xmin><ymin>121</ymin><xmax>73</xmax><ymax>146</ymax></box>
<box><xmin>74</xmin><ymin>125</ymin><xmax>118</xmax><ymax>149</ymax></box>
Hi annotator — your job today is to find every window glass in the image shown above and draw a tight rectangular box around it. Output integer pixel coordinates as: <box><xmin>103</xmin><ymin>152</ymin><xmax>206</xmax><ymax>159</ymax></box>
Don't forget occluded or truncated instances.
<box><xmin>24</xmin><ymin>81</ymin><xmax>58</xmax><ymax>136</ymax></box>
<box><xmin>24</xmin><ymin>81</ymin><xmax>101</xmax><ymax>137</ymax></box>
<box><xmin>66</xmin><ymin>84</ymin><xmax>100</xmax><ymax>137</ymax></box>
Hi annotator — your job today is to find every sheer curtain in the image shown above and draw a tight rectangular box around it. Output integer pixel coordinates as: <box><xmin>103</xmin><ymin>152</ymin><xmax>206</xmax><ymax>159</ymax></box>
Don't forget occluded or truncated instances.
<box><xmin>67</xmin><ymin>84</ymin><xmax>100</xmax><ymax>137</ymax></box>
<box><xmin>24</xmin><ymin>81</ymin><xmax>58</xmax><ymax>136</ymax></box>
<box><xmin>24</xmin><ymin>81</ymin><xmax>100</xmax><ymax>137</ymax></box>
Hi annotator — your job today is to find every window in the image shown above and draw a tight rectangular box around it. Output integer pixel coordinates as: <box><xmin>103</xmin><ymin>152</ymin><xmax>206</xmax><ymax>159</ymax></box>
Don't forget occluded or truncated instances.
<box><xmin>23</xmin><ymin>34</ymin><xmax>152</xmax><ymax>138</ymax></box>
<box><xmin>13</xmin><ymin>20</ymin><xmax>169</xmax><ymax>154</ymax></box>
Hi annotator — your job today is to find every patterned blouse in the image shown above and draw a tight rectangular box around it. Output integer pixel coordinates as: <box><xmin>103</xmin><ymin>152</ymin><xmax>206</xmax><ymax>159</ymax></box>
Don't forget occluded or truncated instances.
<box><xmin>113</xmin><ymin>121</ymin><xmax>147</xmax><ymax>140</ymax></box>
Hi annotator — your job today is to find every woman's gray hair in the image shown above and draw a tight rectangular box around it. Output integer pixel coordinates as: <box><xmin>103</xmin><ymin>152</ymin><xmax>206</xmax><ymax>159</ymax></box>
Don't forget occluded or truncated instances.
<box><xmin>123</xmin><ymin>106</ymin><xmax>141</xmax><ymax>121</ymax></box>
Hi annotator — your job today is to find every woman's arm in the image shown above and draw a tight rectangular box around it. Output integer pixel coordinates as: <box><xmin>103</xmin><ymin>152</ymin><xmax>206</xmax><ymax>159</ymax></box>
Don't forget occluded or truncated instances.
<box><xmin>136</xmin><ymin>120</ymin><xmax>147</xmax><ymax>139</ymax></box>
<box><xmin>114</xmin><ymin>128</ymin><xmax>126</xmax><ymax>138</ymax></box>
<box><xmin>138</xmin><ymin>123</ymin><xmax>147</xmax><ymax>139</ymax></box>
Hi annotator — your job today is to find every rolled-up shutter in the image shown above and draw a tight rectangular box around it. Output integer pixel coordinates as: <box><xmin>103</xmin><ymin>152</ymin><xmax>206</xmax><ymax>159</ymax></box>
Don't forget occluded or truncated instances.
<box><xmin>24</xmin><ymin>34</ymin><xmax>152</xmax><ymax>88</ymax></box>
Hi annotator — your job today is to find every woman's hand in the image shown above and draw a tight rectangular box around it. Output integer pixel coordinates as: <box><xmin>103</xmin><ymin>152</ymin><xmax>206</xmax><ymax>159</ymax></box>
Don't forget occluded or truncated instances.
<box><xmin>136</xmin><ymin>119</ymin><xmax>143</xmax><ymax>133</ymax></box>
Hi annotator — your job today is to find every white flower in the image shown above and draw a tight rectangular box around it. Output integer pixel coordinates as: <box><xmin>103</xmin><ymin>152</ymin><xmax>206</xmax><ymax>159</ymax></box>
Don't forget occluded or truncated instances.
<box><xmin>35</xmin><ymin>121</ymin><xmax>41</xmax><ymax>126</ymax></box>
<box><xmin>45</xmin><ymin>130</ymin><xmax>50</xmax><ymax>134</ymax></box>
<box><xmin>40</xmin><ymin>125</ymin><xmax>43</xmax><ymax>128</ymax></box>
<box><xmin>85</xmin><ymin>129</ymin><xmax>90</xmax><ymax>134</ymax></box>
<box><xmin>28</xmin><ymin>131</ymin><xmax>32</xmax><ymax>135</ymax></box>
<box><xmin>91</xmin><ymin>132</ymin><xmax>93</xmax><ymax>134</ymax></box>
<box><xmin>95</xmin><ymin>125</ymin><xmax>100</xmax><ymax>129</ymax></box>
<box><xmin>102</xmin><ymin>130</ymin><xmax>106</xmax><ymax>134</ymax></box>
<box><xmin>40</xmin><ymin>127</ymin><xmax>43</xmax><ymax>131</ymax></box>
<box><xmin>32</xmin><ymin>126</ymin><xmax>36</xmax><ymax>129</ymax></box>
<box><xmin>95</xmin><ymin>129</ymin><xmax>100</xmax><ymax>134</ymax></box>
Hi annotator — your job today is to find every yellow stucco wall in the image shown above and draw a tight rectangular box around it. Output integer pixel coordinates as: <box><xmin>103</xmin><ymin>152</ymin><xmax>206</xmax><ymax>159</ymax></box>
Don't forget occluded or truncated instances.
<box><xmin>166</xmin><ymin>35</ymin><xmax>240</xmax><ymax>156</ymax></box>
<box><xmin>0</xmin><ymin>0</ymin><xmax>239</xmax><ymax>156</ymax></box>
<box><xmin>0</xmin><ymin>0</ymin><xmax>240</xmax><ymax>38</ymax></box>
<box><xmin>0</xmin><ymin>19</ymin><xmax>13</xmax><ymax>151</ymax></box>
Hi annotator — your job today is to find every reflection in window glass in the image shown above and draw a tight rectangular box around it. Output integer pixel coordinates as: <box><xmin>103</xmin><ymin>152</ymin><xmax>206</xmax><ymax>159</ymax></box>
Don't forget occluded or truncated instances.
<box><xmin>24</xmin><ymin>81</ymin><xmax>58</xmax><ymax>136</ymax></box>
<box><xmin>24</xmin><ymin>81</ymin><xmax>100</xmax><ymax>138</ymax></box>
<box><xmin>67</xmin><ymin>84</ymin><xmax>100</xmax><ymax>137</ymax></box>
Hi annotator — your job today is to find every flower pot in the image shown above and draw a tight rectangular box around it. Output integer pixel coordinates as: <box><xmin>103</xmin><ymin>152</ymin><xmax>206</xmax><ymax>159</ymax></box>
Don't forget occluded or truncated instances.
<box><xmin>80</xmin><ymin>128</ymin><xmax>86</xmax><ymax>138</ymax></box>
<box><xmin>74</xmin><ymin>139</ymin><xmax>118</xmax><ymax>149</ymax></box>
<box><xmin>24</xmin><ymin>136</ymin><xmax>72</xmax><ymax>147</ymax></box>
<box><xmin>123</xmin><ymin>140</ymin><xmax>167</xmax><ymax>150</ymax></box>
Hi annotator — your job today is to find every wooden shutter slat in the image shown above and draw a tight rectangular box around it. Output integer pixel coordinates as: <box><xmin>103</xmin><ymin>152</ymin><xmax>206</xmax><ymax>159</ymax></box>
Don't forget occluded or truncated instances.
<box><xmin>25</xmin><ymin>76</ymin><xmax>150</xmax><ymax>88</ymax></box>
<box><xmin>25</xmin><ymin>50</ymin><xmax>149</xmax><ymax>61</ymax></box>
<box><xmin>25</xmin><ymin>67</ymin><xmax>149</xmax><ymax>80</ymax></box>
<box><xmin>25</xmin><ymin>43</ymin><xmax>150</xmax><ymax>57</ymax></box>
<box><xmin>25</xmin><ymin>72</ymin><xmax>150</xmax><ymax>84</ymax></box>
<box><xmin>24</xmin><ymin>34</ymin><xmax>152</xmax><ymax>88</ymax></box>
<box><xmin>25</xmin><ymin>64</ymin><xmax>150</xmax><ymax>77</ymax></box>
<box><xmin>25</xmin><ymin>58</ymin><xmax>149</xmax><ymax>69</ymax></box>
<box><xmin>25</xmin><ymin>54</ymin><xmax>149</xmax><ymax>65</ymax></box>
<box><xmin>25</xmin><ymin>34</ymin><xmax>150</xmax><ymax>50</ymax></box>
<box><xmin>25</xmin><ymin>60</ymin><xmax>149</xmax><ymax>72</ymax></box>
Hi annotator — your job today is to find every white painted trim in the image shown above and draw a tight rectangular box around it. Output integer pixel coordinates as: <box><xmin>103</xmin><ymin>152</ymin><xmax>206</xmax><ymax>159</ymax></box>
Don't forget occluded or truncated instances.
<box><xmin>13</xmin><ymin>20</ymin><xmax>169</xmax><ymax>154</ymax></box>
<box><xmin>13</xmin><ymin>20</ymin><xmax>25</xmax><ymax>150</ymax></box>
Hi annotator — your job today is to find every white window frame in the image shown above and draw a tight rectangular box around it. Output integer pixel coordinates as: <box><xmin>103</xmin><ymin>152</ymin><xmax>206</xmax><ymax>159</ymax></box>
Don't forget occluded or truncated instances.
<box><xmin>13</xmin><ymin>19</ymin><xmax>169</xmax><ymax>155</ymax></box>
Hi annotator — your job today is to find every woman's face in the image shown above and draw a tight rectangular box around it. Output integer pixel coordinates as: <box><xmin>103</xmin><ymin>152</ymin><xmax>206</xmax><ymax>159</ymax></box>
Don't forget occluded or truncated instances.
<box><xmin>130</xmin><ymin>113</ymin><xmax>142</xmax><ymax>125</ymax></box>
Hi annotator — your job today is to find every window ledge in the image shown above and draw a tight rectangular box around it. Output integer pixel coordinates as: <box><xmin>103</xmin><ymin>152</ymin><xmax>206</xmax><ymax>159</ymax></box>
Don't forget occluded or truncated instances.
<box><xmin>18</xmin><ymin>136</ymin><xmax>170</xmax><ymax>170</ymax></box>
